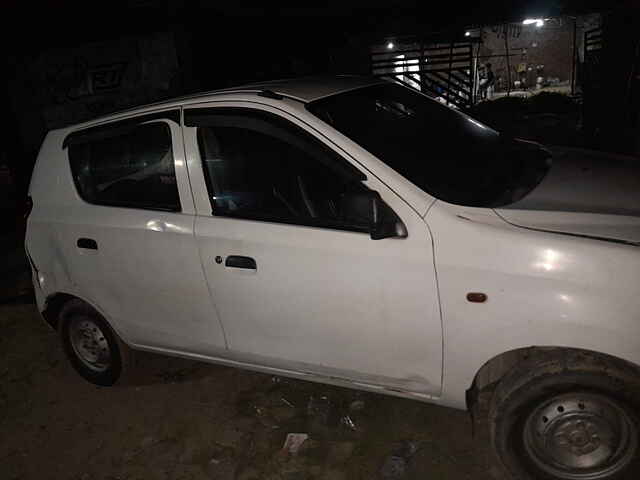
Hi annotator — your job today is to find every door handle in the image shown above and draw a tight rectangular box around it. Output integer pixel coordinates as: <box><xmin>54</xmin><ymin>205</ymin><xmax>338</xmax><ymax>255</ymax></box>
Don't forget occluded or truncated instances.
<box><xmin>77</xmin><ymin>238</ymin><xmax>98</xmax><ymax>250</ymax></box>
<box><xmin>225</xmin><ymin>255</ymin><xmax>256</xmax><ymax>270</ymax></box>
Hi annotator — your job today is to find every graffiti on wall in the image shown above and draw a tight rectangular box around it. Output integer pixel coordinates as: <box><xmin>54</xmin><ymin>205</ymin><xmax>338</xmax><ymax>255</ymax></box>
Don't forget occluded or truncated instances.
<box><xmin>90</xmin><ymin>62</ymin><xmax>128</xmax><ymax>91</ymax></box>
<box><xmin>43</xmin><ymin>57</ymin><xmax>129</xmax><ymax>104</ymax></box>
<box><xmin>8</xmin><ymin>32</ymin><xmax>180</xmax><ymax>150</ymax></box>
<box><xmin>34</xmin><ymin>32</ymin><xmax>179</xmax><ymax>127</ymax></box>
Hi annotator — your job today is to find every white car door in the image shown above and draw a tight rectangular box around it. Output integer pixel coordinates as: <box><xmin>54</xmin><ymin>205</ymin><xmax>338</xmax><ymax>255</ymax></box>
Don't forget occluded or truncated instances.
<box><xmin>57</xmin><ymin>111</ymin><xmax>227</xmax><ymax>355</ymax></box>
<box><xmin>185</xmin><ymin>103</ymin><xmax>442</xmax><ymax>396</ymax></box>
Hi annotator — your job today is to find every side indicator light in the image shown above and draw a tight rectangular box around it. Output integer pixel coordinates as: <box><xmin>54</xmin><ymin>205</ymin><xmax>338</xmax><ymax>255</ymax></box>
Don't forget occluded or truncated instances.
<box><xmin>467</xmin><ymin>292</ymin><xmax>487</xmax><ymax>303</ymax></box>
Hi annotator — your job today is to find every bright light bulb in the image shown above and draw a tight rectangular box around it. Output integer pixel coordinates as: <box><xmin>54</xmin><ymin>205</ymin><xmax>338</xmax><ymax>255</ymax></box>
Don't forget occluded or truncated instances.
<box><xmin>523</xmin><ymin>18</ymin><xmax>544</xmax><ymax>26</ymax></box>
<box><xmin>465</xmin><ymin>31</ymin><xmax>471</xmax><ymax>37</ymax></box>
<box><xmin>387</xmin><ymin>42</ymin><xmax>394</xmax><ymax>49</ymax></box>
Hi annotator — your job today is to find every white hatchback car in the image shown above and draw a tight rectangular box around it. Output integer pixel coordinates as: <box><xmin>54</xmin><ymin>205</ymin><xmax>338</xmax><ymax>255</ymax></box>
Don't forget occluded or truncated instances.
<box><xmin>26</xmin><ymin>76</ymin><xmax>640</xmax><ymax>480</ymax></box>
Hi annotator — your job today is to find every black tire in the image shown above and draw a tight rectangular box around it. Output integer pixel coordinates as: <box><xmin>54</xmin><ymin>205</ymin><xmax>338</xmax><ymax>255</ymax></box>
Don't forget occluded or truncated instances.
<box><xmin>489</xmin><ymin>350</ymin><xmax>640</xmax><ymax>480</ymax></box>
<box><xmin>58</xmin><ymin>299</ymin><xmax>130</xmax><ymax>386</ymax></box>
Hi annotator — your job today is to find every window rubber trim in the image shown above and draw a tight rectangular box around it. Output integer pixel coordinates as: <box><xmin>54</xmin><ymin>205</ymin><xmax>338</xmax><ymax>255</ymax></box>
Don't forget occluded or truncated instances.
<box><xmin>210</xmin><ymin>210</ymin><xmax>371</xmax><ymax>235</ymax></box>
<box><xmin>63</xmin><ymin>109</ymin><xmax>180</xmax><ymax>149</ymax></box>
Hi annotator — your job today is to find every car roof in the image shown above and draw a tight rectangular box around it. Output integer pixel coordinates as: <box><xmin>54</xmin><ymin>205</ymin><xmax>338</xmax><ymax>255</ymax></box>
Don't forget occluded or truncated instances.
<box><xmin>228</xmin><ymin>75</ymin><xmax>385</xmax><ymax>102</ymax></box>
<box><xmin>69</xmin><ymin>75</ymin><xmax>386</xmax><ymax>130</ymax></box>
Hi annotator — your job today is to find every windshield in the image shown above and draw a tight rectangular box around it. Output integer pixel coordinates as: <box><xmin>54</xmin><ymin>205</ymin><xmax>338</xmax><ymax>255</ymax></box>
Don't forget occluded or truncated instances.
<box><xmin>307</xmin><ymin>83</ymin><xmax>551</xmax><ymax>207</ymax></box>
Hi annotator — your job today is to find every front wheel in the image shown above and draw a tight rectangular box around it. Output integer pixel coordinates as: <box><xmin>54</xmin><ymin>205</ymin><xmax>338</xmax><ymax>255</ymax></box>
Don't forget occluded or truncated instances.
<box><xmin>490</xmin><ymin>351</ymin><xmax>640</xmax><ymax>480</ymax></box>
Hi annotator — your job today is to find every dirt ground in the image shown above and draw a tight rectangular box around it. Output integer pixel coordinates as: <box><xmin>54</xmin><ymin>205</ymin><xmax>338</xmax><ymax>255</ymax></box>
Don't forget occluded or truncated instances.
<box><xmin>1</xmin><ymin>230</ymin><xmax>494</xmax><ymax>480</ymax></box>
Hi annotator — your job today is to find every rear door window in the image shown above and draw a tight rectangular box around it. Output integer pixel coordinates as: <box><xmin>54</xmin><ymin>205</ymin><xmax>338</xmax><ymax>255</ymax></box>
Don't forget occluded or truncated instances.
<box><xmin>68</xmin><ymin>122</ymin><xmax>180</xmax><ymax>211</ymax></box>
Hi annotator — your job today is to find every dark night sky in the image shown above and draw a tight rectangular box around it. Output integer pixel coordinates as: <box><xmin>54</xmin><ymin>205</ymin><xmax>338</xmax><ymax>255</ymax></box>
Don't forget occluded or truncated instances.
<box><xmin>1</xmin><ymin>0</ymin><xmax>637</xmax><ymax>172</ymax></box>
<box><xmin>1</xmin><ymin>1</ymin><xmax>634</xmax><ymax>91</ymax></box>
<box><xmin>1</xmin><ymin>1</ymin><xmax>634</xmax><ymax>50</ymax></box>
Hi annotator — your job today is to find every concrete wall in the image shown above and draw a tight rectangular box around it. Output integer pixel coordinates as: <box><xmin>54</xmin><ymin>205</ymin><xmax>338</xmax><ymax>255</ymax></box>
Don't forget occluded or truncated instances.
<box><xmin>8</xmin><ymin>32</ymin><xmax>181</xmax><ymax>154</ymax></box>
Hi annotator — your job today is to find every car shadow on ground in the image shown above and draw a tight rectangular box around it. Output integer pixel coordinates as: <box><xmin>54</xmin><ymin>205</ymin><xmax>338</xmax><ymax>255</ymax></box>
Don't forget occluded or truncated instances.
<box><xmin>1</xmin><ymin>302</ymin><xmax>495</xmax><ymax>480</ymax></box>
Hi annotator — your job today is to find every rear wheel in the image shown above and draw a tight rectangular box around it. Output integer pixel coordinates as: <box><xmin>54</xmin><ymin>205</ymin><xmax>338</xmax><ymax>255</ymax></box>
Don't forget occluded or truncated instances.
<box><xmin>490</xmin><ymin>351</ymin><xmax>640</xmax><ymax>480</ymax></box>
<box><xmin>59</xmin><ymin>299</ymin><xmax>129</xmax><ymax>386</ymax></box>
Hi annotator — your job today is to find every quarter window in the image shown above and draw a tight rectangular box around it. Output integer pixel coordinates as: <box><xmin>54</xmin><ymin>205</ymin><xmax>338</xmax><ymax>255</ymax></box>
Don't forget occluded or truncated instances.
<box><xmin>191</xmin><ymin>109</ymin><xmax>369</xmax><ymax>232</ymax></box>
<box><xmin>68</xmin><ymin>122</ymin><xmax>180</xmax><ymax>211</ymax></box>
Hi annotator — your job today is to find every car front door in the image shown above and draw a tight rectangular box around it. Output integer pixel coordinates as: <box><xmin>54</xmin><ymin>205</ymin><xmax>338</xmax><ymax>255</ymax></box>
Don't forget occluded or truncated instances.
<box><xmin>185</xmin><ymin>104</ymin><xmax>442</xmax><ymax>396</ymax></box>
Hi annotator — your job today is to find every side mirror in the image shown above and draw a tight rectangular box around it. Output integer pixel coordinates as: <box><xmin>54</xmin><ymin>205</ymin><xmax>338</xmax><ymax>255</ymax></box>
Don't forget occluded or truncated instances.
<box><xmin>340</xmin><ymin>191</ymin><xmax>408</xmax><ymax>240</ymax></box>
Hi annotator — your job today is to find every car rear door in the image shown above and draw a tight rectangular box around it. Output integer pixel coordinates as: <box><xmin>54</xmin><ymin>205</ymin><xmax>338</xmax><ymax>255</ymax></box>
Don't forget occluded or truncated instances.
<box><xmin>56</xmin><ymin>110</ymin><xmax>227</xmax><ymax>355</ymax></box>
<box><xmin>183</xmin><ymin>102</ymin><xmax>443</xmax><ymax>396</ymax></box>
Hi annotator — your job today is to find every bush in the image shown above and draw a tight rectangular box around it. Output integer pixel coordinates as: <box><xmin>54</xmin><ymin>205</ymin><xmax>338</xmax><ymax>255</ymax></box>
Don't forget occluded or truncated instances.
<box><xmin>470</xmin><ymin>96</ymin><xmax>527</xmax><ymax>118</ymax></box>
<box><xmin>467</xmin><ymin>92</ymin><xmax>581</xmax><ymax>146</ymax></box>
<box><xmin>527</xmin><ymin>92</ymin><xmax>577</xmax><ymax>115</ymax></box>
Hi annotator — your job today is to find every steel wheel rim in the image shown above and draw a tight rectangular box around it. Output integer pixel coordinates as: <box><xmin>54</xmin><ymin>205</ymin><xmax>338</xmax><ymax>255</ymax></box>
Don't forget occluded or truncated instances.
<box><xmin>523</xmin><ymin>392</ymin><xmax>637</xmax><ymax>479</ymax></box>
<box><xmin>69</xmin><ymin>316</ymin><xmax>111</xmax><ymax>372</ymax></box>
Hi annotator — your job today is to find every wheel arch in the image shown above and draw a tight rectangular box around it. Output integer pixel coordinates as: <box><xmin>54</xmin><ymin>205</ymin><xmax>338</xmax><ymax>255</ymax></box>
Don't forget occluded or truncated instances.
<box><xmin>466</xmin><ymin>346</ymin><xmax>640</xmax><ymax>412</ymax></box>
<box><xmin>42</xmin><ymin>291</ymin><xmax>76</xmax><ymax>330</ymax></box>
<box><xmin>41</xmin><ymin>291</ymin><xmax>129</xmax><ymax>346</ymax></box>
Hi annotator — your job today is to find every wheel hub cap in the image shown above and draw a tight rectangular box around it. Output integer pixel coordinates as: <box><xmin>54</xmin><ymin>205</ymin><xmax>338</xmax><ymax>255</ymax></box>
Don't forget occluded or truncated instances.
<box><xmin>523</xmin><ymin>392</ymin><xmax>637</xmax><ymax>479</ymax></box>
<box><xmin>69</xmin><ymin>316</ymin><xmax>111</xmax><ymax>372</ymax></box>
<box><xmin>554</xmin><ymin>418</ymin><xmax>602</xmax><ymax>456</ymax></box>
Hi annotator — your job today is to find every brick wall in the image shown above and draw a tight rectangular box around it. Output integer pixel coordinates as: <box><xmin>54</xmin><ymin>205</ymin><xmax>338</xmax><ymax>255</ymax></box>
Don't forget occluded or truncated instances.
<box><xmin>478</xmin><ymin>17</ymin><xmax>580</xmax><ymax>91</ymax></box>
